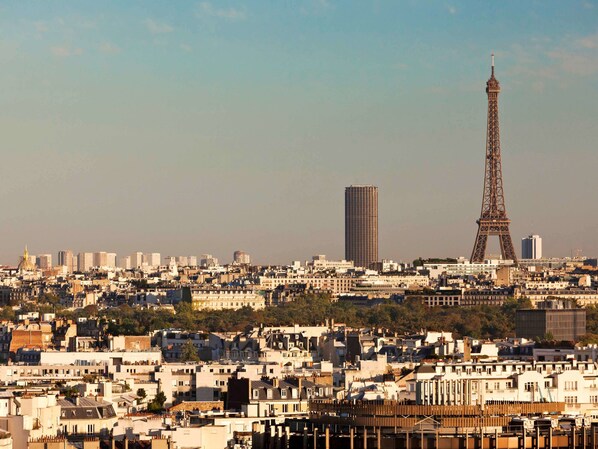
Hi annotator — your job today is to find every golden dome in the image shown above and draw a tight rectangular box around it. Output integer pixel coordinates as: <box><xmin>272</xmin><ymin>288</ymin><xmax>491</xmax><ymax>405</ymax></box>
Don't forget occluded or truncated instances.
<box><xmin>17</xmin><ymin>245</ymin><xmax>35</xmax><ymax>272</ymax></box>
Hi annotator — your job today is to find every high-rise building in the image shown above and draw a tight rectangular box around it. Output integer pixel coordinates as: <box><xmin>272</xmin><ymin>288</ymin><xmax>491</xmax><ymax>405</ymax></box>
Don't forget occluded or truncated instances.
<box><xmin>58</xmin><ymin>250</ymin><xmax>75</xmax><ymax>273</ymax></box>
<box><xmin>233</xmin><ymin>250</ymin><xmax>251</xmax><ymax>265</ymax></box>
<box><xmin>144</xmin><ymin>253</ymin><xmax>161</xmax><ymax>268</ymax></box>
<box><xmin>118</xmin><ymin>256</ymin><xmax>131</xmax><ymax>270</ymax></box>
<box><xmin>93</xmin><ymin>252</ymin><xmax>108</xmax><ymax>268</ymax></box>
<box><xmin>176</xmin><ymin>256</ymin><xmax>188</xmax><ymax>267</ymax></box>
<box><xmin>37</xmin><ymin>254</ymin><xmax>52</xmax><ymax>269</ymax></box>
<box><xmin>78</xmin><ymin>252</ymin><xmax>94</xmax><ymax>272</ymax></box>
<box><xmin>345</xmin><ymin>185</ymin><xmax>378</xmax><ymax>269</ymax></box>
<box><xmin>106</xmin><ymin>252</ymin><xmax>117</xmax><ymax>268</ymax></box>
<box><xmin>187</xmin><ymin>256</ymin><xmax>198</xmax><ymax>267</ymax></box>
<box><xmin>200</xmin><ymin>254</ymin><xmax>218</xmax><ymax>267</ymax></box>
<box><xmin>130</xmin><ymin>252</ymin><xmax>144</xmax><ymax>268</ymax></box>
<box><xmin>522</xmin><ymin>234</ymin><xmax>542</xmax><ymax>259</ymax></box>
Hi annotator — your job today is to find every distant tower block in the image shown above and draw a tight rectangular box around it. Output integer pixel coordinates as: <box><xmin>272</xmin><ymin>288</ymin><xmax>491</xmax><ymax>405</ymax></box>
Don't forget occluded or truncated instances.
<box><xmin>233</xmin><ymin>250</ymin><xmax>251</xmax><ymax>265</ymax></box>
<box><xmin>345</xmin><ymin>185</ymin><xmax>378</xmax><ymax>269</ymax></box>
<box><xmin>522</xmin><ymin>234</ymin><xmax>542</xmax><ymax>259</ymax></box>
<box><xmin>470</xmin><ymin>55</ymin><xmax>518</xmax><ymax>264</ymax></box>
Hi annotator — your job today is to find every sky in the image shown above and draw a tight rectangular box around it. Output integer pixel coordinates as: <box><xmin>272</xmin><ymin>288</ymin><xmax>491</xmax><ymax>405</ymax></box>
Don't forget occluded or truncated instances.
<box><xmin>0</xmin><ymin>1</ymin><xmax>597</xmax><ymax>265</ymax></box>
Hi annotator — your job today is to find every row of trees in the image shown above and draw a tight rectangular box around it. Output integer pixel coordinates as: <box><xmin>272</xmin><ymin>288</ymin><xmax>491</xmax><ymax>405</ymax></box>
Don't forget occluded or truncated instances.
<box><xmin>19</xmin><ymin>293</ymin><xmax>533</xmax><ymax>339</ymax></box>
<box><xmin>13</xmin><ymin>292</ymin><xmax>598</xmax><ymax>342</ymax></box>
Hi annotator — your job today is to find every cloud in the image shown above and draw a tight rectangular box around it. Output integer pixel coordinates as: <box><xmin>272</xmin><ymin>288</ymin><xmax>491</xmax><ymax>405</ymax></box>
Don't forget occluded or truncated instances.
<box><xmin>447</xmin><ymin>5</ymin><xmax>457</xmax><ymax>15</ymax></box>
<box><xmin>300</xmin><ymin>0</ymin><xmax>333</xmax><ymax>15</ymax></box>
<box><xmin>51</xmin><ymin>46</ymin><xmax>83</xmax><ymax>57</ymax></box>
<box><xmin>34</xmin><ymin>21</ymin><xmax>48</xmax><ymax>33</ymax></box>
<box><xmin>197</xmin><ymin>2</ymin><xmax>247</xmax><ymax>21</ymax></box>
<box><xmin>180</xmin><ymin>43</ymin><xmax>193</xmax><ymax>52</ymax></box>
<box><xmin>99</xmin><ymin>42</ymin><xmax>121</xmax><ymax>54</ymax></box>
<box><xmin>547</xmin><ymin>50</ymin><xmax>598</xmax><ymax>76</ymax></box>
<box><xmin>145</xmin><ymin>18</ymin><xmax>173</xmax><ymax>34</ymax></box>
<box><xmin>577</xmin><ymin>33</ymin><xmax>598</xmax><ymax>49</ymax></box>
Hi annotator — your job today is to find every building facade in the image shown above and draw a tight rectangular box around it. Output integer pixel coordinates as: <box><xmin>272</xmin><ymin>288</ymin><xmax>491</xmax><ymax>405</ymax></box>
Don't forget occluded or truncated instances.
<box><xmin>345</xmin><ymin>185</ymin><xmax>378</xmax><ymax>269</ymax></box>
<box><xmin>522</xmin><ymin>234</ymin><xmax>542</xmax><ymax>259</ymax></box>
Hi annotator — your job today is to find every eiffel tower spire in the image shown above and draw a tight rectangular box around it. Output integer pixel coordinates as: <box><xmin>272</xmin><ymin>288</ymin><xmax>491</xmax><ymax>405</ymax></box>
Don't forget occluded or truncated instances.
<box><xmin>470</xmin><ymin>55</ymin><xmax>518</xmax><ymax>264</ymax></box>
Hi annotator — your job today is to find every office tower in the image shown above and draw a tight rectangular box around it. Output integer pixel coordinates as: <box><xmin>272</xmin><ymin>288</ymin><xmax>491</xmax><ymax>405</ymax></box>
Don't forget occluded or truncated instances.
<box><xmin>78</xmin><ymin>252</ymin><xmax>94</xmax><ymax>272</ymax></box>
<box><xmin>144</xmin><ymin>252</ymin><xmax>161</xmax><ymax>268</ymax></box>
<box><xmin>106</xmin><ymin>252</ymin><xmax>117</xmax><ymax>268</ymax></box>
<box><xmin>522</xmin><ymin>234</ymin><xmax>542</xmax><ymax>259</ymax></box>
<box><xmin>37</xmin><ymin>254</ymin><xmax>52</xmax><ymax>269</ymax></box>
<box><xmin>233</xmin><ymin>250</ymin><xmax>251</xmax><ymax>265</ymax></box>
<box><xmin>200</xmin><ymin>254</ymin><xmax>218</xmax><ymax>267</ymax></box>
<box><xmin>187</xmin><ymin>256</ymin><xmax>198</xmax><ymax>267</ymax></box>
<box><xmin>130</xmin><ymin>252</ymin><xmax>143</xmax><ymax>269</ymax></box>
<box><xmin>176</xmin><ymin>256</ymin><xmax>188</xmax><ymax>267</ymax></box>
<box><xmin>470</xmin><ymin>55</ymin><xmax>517</xmax><ymax>264</ymax></box>
<box><xmin>345</xmin><ymin>185</ymin><xmax>378</xmax><ymax>269</ymax></box>
<box><xmin>93</xmin><ymin>252</ymin><xmax>108</xmax><ymax>268</ymax></box>
<box><xmin>58</xmin><ymin>250</ymin><xmax>74</xmax><ymax>273</ymax></box>
<box><xmin>164</xmin><ymin>256</ymin><xmax>176</xmax><ymax>266</ymax></box>
<box><xmin>118</xmin><ymin>256</ymin><xmax>131</xmax><ymax>270</ymax></box>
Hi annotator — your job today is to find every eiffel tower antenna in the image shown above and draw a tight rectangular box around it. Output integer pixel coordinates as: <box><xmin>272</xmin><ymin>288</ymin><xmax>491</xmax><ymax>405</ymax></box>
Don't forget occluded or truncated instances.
<box><xmin>470</xmin><ymin>55</ymin><xmax>518</xmax><ymax>264</ymax></box>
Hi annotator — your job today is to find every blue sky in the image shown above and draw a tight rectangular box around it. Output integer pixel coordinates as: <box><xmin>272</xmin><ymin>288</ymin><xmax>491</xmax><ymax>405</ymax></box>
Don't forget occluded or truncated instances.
<box><xmin>0</xmin><ymin>1</ymin><xmax>597</xmax><ymax>264</ymax></box>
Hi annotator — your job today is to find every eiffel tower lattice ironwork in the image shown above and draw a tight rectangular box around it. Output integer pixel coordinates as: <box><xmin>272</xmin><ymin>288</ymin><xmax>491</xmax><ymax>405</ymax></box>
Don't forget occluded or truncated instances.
<box><xmin>470</xmin><ymin>55</ymin><xmax>518</xmax><ymax>265</ymax></box>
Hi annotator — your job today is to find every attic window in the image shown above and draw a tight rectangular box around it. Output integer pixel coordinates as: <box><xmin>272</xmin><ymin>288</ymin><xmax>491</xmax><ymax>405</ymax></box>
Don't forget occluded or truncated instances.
<box><xmin>86</xmin><ymin>410</ymin><xmax>93</xmax><ymax>416</ymax></box>
<box><xmin>253</xmin><ymin>389</ymin><xmax>259</xmax><ymax>399</ymax></box>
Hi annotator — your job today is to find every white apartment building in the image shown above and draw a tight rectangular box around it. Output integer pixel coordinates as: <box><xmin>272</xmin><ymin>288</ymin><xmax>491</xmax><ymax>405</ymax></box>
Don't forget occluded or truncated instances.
<box><xmin>259</xmin><ymin>275</ymin><xmax>355</xmax><ymax>295</ymax></box>
<box><xmin>93</xmin><ymin>252</ymin><xmax>108</xmax><ymax>268</ymax></box>
<box><xmin>130</xmin><ymin>252</ymin><xmax>144</xmax><ymax>268</ymax></box>
<box><xmin>308</xmin><ymin>255</ymin><xmax>354</xmax><ymax>271</ymax></box>
<box><xmin>191</xmin><ymin>289</ymin><xmax>265</xmax><ymax>311</ymax></box>
<box><xmin>77</xmin><ymin>252</ymin><xmax>94</xmax><ymax>272</ymax></box>
<box><xmin>407</xmin><ymin>360</ymin><xmax>598</xmax><ymax>415</ymax></box>
<box><xmin>143</xmin><ymin>252</ymin><xmax>161</xmax><ymax>268</ymax></box>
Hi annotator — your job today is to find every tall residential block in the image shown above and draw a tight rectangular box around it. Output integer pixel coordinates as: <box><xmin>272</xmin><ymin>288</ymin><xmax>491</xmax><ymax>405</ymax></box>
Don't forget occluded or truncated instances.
<box><xmin>37</xmin><ymin>254</ymin><xmax>52</xmax><ymax>269</ymax></box>
<box><xmin>58</xmin><ymin>250</ymin><xmax>75</xmax><ymax>273</ymax></box>
<box><xmin>345</xmin><ymin>185</ymin><xmax>378</xmax><ymax>269</ymax></box>
<box><xmin>78</xmin><ymin>252</ymin><xmax>94</xmax><ymax>272</ymax></box>
<box><xmin>130</xmin><ymin>252</ymin><xmax>144</xmax><ymax>268</ymax></box>
<box><xmin>522</xmin><ymin>234</ymin><xmax>542</xmax><ymax>259</ymax></box>
<box><xmin>143</xmin><ymin>252</ymin><xmax>161</xmax><ymax>268</ymax></box>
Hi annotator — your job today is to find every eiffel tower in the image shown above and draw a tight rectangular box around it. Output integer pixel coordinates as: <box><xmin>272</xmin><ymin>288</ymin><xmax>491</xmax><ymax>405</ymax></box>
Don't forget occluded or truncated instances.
<box><xmin>470</xmin><ymin>55</ymin><xmax>518</xmax><ymax>264</ymax></box>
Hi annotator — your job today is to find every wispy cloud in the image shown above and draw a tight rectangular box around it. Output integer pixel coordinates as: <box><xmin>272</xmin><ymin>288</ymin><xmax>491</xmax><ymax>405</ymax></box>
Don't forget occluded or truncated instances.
<box><xmin>300</xmin><ymin>0</ymin><xmax>333</xmax><ymax>15</ymax></box>
<box><xmin>577</xmin><ymin>33</ymin><xmax>598</xmax><ymax>49</ymax></box>
<box><xmin>145</xmin><ymin>18</ymin><xmax>173</xmax><ymax>34</ymax></box>
<box><xmin>98</xmin><ymin>42</ymin><xmax>121</xmax><ymax>54</ymax></box>
<box><xmin>504</xmin><ymin>31</ymin><xmax>598</xmax><ymax>88</ymax></box>
<box><xmin>197</xmin><ymin>2</ymin><xmax>247</xmax><ymax>21</ymax></box>
<box><xmin>447</xmin><ymin>5</ymin><xmax>457</xmax><ymax>15</ymax></box>
<box><xmin>51</xmin><ymin>46</ymin><xmax>83</xmax><ymax>57</ymax></box>
<box><xmin>547</xmin><ymin>50</ymin><xmax>598</xmax><ymax>76</ymax></box>
<box><xmin>34</xmin><ymin>21</ymin><xmax>49</xmax><ymax>33</ymax></box>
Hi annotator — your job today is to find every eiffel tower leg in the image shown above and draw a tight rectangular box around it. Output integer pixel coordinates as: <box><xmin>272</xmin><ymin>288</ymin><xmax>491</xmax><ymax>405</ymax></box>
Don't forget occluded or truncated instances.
<box><xmin>498</xmin><ymin>231</ymin><xmax>518</xmax><ymax>264</ymax></box>
<box><xmin>471</xmin><ymin>225</ymin><xmax>488</xmax><ymax>263</ymax></box>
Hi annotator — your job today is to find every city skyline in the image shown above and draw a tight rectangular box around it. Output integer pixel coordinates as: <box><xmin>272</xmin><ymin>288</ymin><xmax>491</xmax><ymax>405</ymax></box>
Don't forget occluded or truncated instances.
<box><xmin>1</xmin><ymin>2</ymin><xmax>597</xmax><ymax>264</ymax></box>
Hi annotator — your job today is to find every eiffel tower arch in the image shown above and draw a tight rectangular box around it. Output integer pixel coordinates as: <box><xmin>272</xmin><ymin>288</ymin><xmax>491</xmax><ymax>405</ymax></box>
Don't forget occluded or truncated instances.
<box><xmin>470</xmin><ymin>55</ymin><xmax>518</xmax><ymax>265</ymax></box>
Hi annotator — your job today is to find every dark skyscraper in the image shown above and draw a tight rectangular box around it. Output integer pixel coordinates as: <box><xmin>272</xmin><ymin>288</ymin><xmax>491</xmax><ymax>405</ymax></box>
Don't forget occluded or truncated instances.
<box><xmin>345</xmin><ymin>185</ymin><xmax>378</xmax><ymax>269</ymax></box>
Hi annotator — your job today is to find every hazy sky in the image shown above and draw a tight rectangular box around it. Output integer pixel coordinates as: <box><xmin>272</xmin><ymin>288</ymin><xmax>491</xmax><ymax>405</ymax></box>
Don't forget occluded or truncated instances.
<box><xmin>1</xmin><ymin>1</ymin><xmax>597</xmax><ymax>265</ymax></box>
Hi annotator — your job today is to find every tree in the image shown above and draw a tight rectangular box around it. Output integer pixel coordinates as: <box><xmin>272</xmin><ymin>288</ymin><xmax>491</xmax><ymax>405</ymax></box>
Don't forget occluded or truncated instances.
<box><xmin>180</xmin><ymin>339</ymin><xmax>200</xmax><ymax>362</ymax></box>
<box><xmin>147</xmin><ymin>391</ymin><xmax>167</xmax><ymax>413</ymax></box>
<box><xmin>136</xmin><ymin>388</ymin><xmax>147</xmax><ymax>401</ymax></box>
